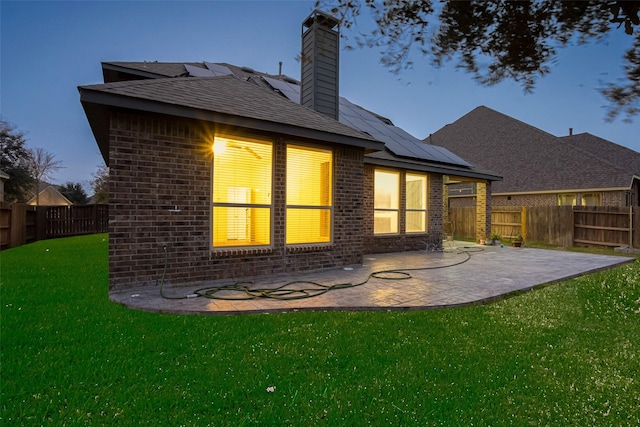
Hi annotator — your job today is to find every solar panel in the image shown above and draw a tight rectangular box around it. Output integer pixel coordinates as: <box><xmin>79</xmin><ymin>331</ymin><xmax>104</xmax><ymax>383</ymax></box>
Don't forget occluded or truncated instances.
<box><xmin>184</xmin><ymin>64</ymin><xmax>215</xmax><ymax>77</ymax></box>
<box><xmin>262</xmin><ymin>76</ymin><xmax>301</xmax><ymax>103</ymax></box>
<box><xmin>338</xmin><ymin>98</ymin><xmax>471</xmax><ymax>167</ymax></box>
<box><xmin>204</xmin><ymin>62</ymin><xmax>234</xmax><ymax>77</ymax></box>
<box><xmin>255</xmin><ymin>73</ymin><xmax>470</xmax><ymax>167</ymax></box>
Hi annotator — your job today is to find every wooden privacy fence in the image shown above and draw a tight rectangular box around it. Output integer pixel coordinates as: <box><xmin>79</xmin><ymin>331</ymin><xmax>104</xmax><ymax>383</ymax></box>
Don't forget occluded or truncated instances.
<box><xmin>573</xmin><ymin>206</ymin><xmax>636</xmax><ymax>248</ymax></box>
<box><xmin>449</xmin><ymin>205</ymin><xmax>638</xmax><ymax>248</ymax></box>
<box><xmin>0</xmin><ymin>203</ymin><xmax>108</xmax><ymax>250</ymax></box>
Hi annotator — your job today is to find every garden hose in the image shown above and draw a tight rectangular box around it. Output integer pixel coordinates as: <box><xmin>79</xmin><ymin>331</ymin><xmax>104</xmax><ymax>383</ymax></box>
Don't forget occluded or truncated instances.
<box><xmin>159</xmin><ymin>245</ymin><xmax>482</xmax><ymax>301</ymax></box>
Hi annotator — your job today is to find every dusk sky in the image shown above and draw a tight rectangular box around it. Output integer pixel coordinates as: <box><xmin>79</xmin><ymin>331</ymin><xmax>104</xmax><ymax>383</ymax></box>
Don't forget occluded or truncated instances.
<box><xmin>2</xmin><ymin>1</ymin><xmax>638</xmax><ymax>189</ymax></box>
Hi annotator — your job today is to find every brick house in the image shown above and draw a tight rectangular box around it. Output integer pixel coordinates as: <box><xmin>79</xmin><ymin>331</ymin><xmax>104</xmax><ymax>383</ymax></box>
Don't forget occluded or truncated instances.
<box><xmin>428</xmin><ymin>106</ymin><xmax>640</xmax><ymax>209</ymax></box>
<box><xmin>79</xmin><ymin>11</ymin><xmax>500</xmax><ymax>290</ymax></box>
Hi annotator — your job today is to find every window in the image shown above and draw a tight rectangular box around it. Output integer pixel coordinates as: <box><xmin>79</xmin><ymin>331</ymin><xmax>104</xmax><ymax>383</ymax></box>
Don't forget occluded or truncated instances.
<box><xmin>581</xmin><ymin>193</ymin><xmax>601</xmax><ymax>206</ymax></box>
<box><xmin>286</xmin><ymin>145</ymin><xmax>333</xmax><ymax>244</ymax></box>
<box><xmin>374</xmin><ymin>170</ymin><xmax>399</xmax><ymax>234</ymax></box>
<box><xmin>558</xmin><ymin>193</ymin><xmax>577</xmax><ymax>206</ymax></box>
<box><xmin>212</xmin><ymin>136</ymin><xmax>272</xmax><ymax>247</ymax></box>
<box><xmin>406</xmin><ymin>173</ymin><xmax>428</xmax><ymax>233</ymax></box>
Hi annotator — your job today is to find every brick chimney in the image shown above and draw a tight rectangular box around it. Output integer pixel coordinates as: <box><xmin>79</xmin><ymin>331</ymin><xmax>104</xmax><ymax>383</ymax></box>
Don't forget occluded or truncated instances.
<box><xmin>301</xmin><ymin>10</ymin><xmax>340</xmax><ymax>120</ymax></box>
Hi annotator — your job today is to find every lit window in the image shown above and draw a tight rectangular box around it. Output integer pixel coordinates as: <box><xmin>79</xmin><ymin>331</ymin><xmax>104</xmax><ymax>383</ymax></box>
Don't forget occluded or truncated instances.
<box><xmin>286</xmin><ymin>145</ymin><xmax>332</xmax><ymax>244</ymax></box>
<box><xmin>406</xmin><ymin>173</ymin><xmax>428</xmax><ymax>233</ymax></box>
<box><xmin>212</xmin><ymin>136</ymin><xmax>272</xmax><ymax>247</ymax></box>
<box><xmin>374</xmin><ymin>170</ymin><xmax>399</xmax><ymax>234</ymax></box>
<box><xmin>581</xmin><ymin>193</ymin><xmax>601</xmax><ymax>206</ymax></box>
<box><xmin>558</xmin><ymin>194</ymin><xmax>577</xmax><ymax>206</ymax></box>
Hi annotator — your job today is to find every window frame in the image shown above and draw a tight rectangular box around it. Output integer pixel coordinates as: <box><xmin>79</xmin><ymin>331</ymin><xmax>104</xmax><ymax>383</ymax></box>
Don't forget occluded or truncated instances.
<box><xmin>211</xmin><ymin>133</ymin><xmax>274</xmax><ymax>249</ymax></box>
<box><xmin>405</xmin><ymin>172</ymin><xmax>429</xmax><ymax>234</ymax></box>
<box><xmin>374</xmin><ymin>169</ymin><xmax>400</xmax><ymax>235</ymax></box>
<box><xmin>285</xmin><ymin>143</ymin><xmax>334</xmax><ymax>246</ymax></box>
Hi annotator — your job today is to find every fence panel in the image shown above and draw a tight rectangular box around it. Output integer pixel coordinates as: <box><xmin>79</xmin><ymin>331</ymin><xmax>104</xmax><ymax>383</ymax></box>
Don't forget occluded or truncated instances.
<box><xmin>45</xmin><ymin>205</ymin><xmax>109</xmax><ymax>238</ymax></box>
<box><xmin>451</xmin><ymin>205</ymin><xmax>637</xmax><ymax>248</ymax></box>
<box><xmin>0</xmin><ymin>204</ymin><xmax>108</xmax><ymax>250</ymax></box>
<box><xmin>448</xmin><ymin>207</ymin><xmax>475</xmax><ymax>239</ymax></box>
<box><xmin>527</xmin><ymin>206</ymin><xmax>573</xmax><ymax>246</ymax></box>
<box><xmin>491</xmin><ymin>207</ymin><xmax>522</xmax><ymax>239</ymax></box>
<box><xmin>574</xmin><ymin>206</ymin><xmax>633</xmax><ymax>247</ymax></box>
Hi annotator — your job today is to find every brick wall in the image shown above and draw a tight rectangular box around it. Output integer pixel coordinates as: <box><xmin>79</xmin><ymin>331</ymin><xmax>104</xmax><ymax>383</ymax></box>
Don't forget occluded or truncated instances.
<box><xmin>108</xmin><ymin>111</ymin><xmax>366</xmax><ymax>290</ymax></box>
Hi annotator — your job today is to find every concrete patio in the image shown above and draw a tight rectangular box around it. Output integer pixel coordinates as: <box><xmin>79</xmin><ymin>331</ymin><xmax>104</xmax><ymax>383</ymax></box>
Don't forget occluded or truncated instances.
<box><xmin>110</xmin><ymin>243</ymin><xmax>634</xmax><ymax>316</ymax></box>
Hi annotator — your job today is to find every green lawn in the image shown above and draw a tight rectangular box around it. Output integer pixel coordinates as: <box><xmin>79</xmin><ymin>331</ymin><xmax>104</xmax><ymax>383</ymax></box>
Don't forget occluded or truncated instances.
<box><xmin>2</xmin><ymin>234</ymin><xmax>639</xmax><ymax>425</ymax></box>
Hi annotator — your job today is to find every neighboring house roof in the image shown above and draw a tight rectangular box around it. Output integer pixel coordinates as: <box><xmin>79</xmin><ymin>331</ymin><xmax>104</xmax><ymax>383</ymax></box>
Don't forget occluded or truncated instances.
<box><xmin>0</xmin><ymin>169</ymin><xmax>9</xmax><ymax>180</ymax></box>
<box><xmin>27</xmin><ymin>185</ymin><xmax>72</xmax><ymax>206</ymax></box>
<box><xmin>559</xmin><ymin>132</ymin><xmax>640</xmax><ymax>176</ymax></box>
<box><xmin>81</xmin><ymin>61</ymin><xmax>501</xmax><ymax>182</ymax></box>
<box><xmin>428</xmin><ymin>106</ymin><xmax>639</xmax><ymax>194</ymax></box>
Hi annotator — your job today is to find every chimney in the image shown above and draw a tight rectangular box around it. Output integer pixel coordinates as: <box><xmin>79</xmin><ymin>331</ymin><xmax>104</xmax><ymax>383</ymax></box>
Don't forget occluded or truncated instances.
<box><xmin>301</xmin><ymin>10</ymin><xmax>340</xmax><ymax>120</ymax></box>
<box><xmin>569</xmin><ymin>127</ymin><xmax>573</xmax><ymax>136</ymax></box>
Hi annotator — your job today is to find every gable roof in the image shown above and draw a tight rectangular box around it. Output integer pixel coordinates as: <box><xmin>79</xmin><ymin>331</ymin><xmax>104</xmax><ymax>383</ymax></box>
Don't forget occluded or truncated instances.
<box><xmin>560</xmin><ymin>132</ymin><xmax>640</xmax><ymax>175</ymax></box>
<box><xmin>428</xmin><ymin>106</ymin><xmax>639</xmax><ymax>194</ymax></box>
<box><xmin>82</xmin><ymin>61</ymin><xmax>501</xmax><ymax>182</ymax></box>
<box><xmin>80</xmin><ymin>75</ymin><xmax>384</xmax><ymax>163</ymax></box>
<box><xmin>27</xmin><ymin>185</ymin><xmax>72</xmax><ymax>206</ymax></box>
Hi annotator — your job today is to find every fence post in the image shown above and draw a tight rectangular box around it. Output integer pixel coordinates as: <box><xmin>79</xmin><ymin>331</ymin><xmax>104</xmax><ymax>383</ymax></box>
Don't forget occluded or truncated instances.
<box><xmin>631</xmin><ymin>206</ymin><xmax>634</xmax><ymax>249</ymax></box>
<box><xmin>521</xmin><ymin>206</ymin><xmax>527</xmax><ymax>240</ymax></box>
<box><xmin>36</xmin><ymin>206</ymin><xmax>47</xmax><ymax>241</ymax></box>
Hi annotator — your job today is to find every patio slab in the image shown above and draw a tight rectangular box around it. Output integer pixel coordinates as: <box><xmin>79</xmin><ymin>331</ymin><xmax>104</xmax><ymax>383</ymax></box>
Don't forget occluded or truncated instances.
<box><xmin>109</xmin><ymin>243</ymin><xmax>634</xmax><ymax>315</ymax></box>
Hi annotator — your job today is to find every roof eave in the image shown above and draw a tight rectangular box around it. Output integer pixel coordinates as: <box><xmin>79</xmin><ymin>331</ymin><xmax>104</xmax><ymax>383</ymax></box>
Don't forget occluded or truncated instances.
<box><xmin>364</xmin><ymin>155</ymin><xmax>502</xmax><ymax>182</ymax></box>
<box><xmin>78</xmin><ymin>88</ymin><xmax>385</xmax><ymax>162</ymax></box>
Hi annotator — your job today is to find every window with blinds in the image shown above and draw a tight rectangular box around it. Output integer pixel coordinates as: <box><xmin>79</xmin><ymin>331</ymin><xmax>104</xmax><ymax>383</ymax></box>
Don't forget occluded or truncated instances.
<box><xmin>212</xmin><ymin>135</ymin><xmax>272</xmax><ymax>247</ymax></box>
<box><xmin>406</xmin><ymin>173</ymin><xmax>428</xmax><ymax>233</ymax></box>
<box><xmin>286</xmin><ymin>145</ymin><xmax>333</xmax><ymax>244</ymax></box>
<box><xmin>374</xmin><ymin>170</ymin><xmax>399</xmax><ymax>234</ymax></box>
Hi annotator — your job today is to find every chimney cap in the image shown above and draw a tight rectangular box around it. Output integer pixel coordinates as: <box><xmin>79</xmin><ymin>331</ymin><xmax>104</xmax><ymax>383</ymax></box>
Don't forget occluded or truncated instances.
<box><xmin>303</xmin><ymin>9</ymin><xmax>339</xmax><ymax>30</ymax></box>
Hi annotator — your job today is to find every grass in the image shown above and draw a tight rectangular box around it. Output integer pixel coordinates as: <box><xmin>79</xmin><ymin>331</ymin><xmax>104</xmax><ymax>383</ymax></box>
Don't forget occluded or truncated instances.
<box><xmin>2</xmin><ymin>234</ymin><xmax>639</xmax><ymax>425</ymax></box>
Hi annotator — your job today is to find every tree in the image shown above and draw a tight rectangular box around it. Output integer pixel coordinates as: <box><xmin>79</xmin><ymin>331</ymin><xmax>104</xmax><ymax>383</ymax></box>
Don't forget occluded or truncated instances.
<box><xmin>29</xmin><ymin>147</ymin><xmax>64</xmax><ymax>206</ymax></box>
<box><xmin>91</xmin><ymin>164</ymin><xmax>108</xmax><ymax>204</ymax></box>
<box><xmin>318</xmin><ymin>0</ymin><xmax>640</xmax><ymax>121</ymax></box>
<box><xmin>58</xmin><ymin>182</ymin><xmax>89</xmax><ymax>205</ymax></box>
<box><xmin>0</xmin><ymin>120</ymin><xmax>34</xmax><ymax>202</ymax></box>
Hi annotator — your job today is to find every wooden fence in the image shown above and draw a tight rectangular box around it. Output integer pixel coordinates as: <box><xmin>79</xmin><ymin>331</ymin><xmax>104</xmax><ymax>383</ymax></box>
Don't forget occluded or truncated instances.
<box><xmin>0</xmin><ymin>203</ymin><xmax>108</xmax><ymax>250</ymax></box>
<box><xmin>450</xmin><ymin>205</ymin><xmax>638</xmax><ymax>248</ymax></box>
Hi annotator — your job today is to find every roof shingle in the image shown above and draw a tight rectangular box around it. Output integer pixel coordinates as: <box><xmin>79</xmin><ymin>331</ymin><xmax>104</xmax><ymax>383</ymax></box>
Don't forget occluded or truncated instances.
<box><xmin>428</xmin><ymin>106</ymin><xmax>639</xmax><ymax>193</ymax></box>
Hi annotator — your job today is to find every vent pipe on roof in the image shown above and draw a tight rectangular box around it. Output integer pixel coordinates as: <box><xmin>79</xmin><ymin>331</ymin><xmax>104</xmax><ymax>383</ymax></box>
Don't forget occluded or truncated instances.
<box><xmin>569</xmin><ymin>127</ymin><xmax>573</xmax><ymax>136</ymax></box>
<box><xmin>279</xmin><ymin>61</ymin><xmax>282</xmax><ymax>76</ymax></box>
<box><xmin>301</xmin><ymin>10</ymin><xmax>340</xmax><ymax>121</ymax></box>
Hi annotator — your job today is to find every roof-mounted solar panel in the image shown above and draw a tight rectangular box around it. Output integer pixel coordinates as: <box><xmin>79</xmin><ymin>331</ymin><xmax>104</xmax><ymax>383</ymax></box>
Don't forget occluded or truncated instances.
<box><xmin>262</xmin><ymin>76</ymin><xmax>301</xmax><ymax>103</ymax></box>
<box><xmin>204</xmin><ymin>62</ymin><xmax>234</xmax><ymax>77</ymax></box>
<box><xmin>184</xmin><ymin>64</ymin><xmax>215</xmax><ymax>77</ymax></box>
<box><xmin>337</xmin><ymin>98</ymin><xmax>471</xmax><ymax>167</ymax></box>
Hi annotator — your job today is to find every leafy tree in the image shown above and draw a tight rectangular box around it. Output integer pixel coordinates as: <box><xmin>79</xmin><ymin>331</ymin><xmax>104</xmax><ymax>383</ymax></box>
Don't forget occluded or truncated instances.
<box><xmin>58</xmin><ymin>182</ymin><xmax>89</xmax><ymax>205</ymax></box>
<box><xmin>91</xmin><ymin>164</ymin><xmax>108</xmax><ymax>204</ymax></box>
<box><xmin>319</xmin><ymin>0</ymin><xmax>640</xmax><ymax>121</ymax></box>
<box><xmin>0</xmin><ymin>120</ymin><xmax>34</xmax><ymax>202</ymax></box>
<box><xmin>28</xmin><ymin>147</ymin><xmax>64</xmax><ymax>206</ymax></box>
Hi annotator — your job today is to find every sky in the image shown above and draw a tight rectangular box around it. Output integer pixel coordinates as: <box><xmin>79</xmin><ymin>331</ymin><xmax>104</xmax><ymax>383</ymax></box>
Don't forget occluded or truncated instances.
<box><xmin>2</xmin><ymin>0</ymin><xmax>639</xmax><ymax>190</ymax></box>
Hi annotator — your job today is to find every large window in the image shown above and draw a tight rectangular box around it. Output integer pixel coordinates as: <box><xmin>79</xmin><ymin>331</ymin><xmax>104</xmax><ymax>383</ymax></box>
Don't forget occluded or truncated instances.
<box><xmin>374</xmin><ymin>170</ymin><xmax>399</xmax><ymax>234</ymax></box>
<box><xmin>406</xmin><ymin>173</ymin><xmax>428</xmax><ymax>233</ymax></box>
<box><xmin>286</xmin><ymin>145</ymin><xmax>333</xmax><ymax>244</ymax></box>
<box><xmin>212</xmin><ymin>136</ymin><xmax>272</xmax><ymax>247</ymax></box>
